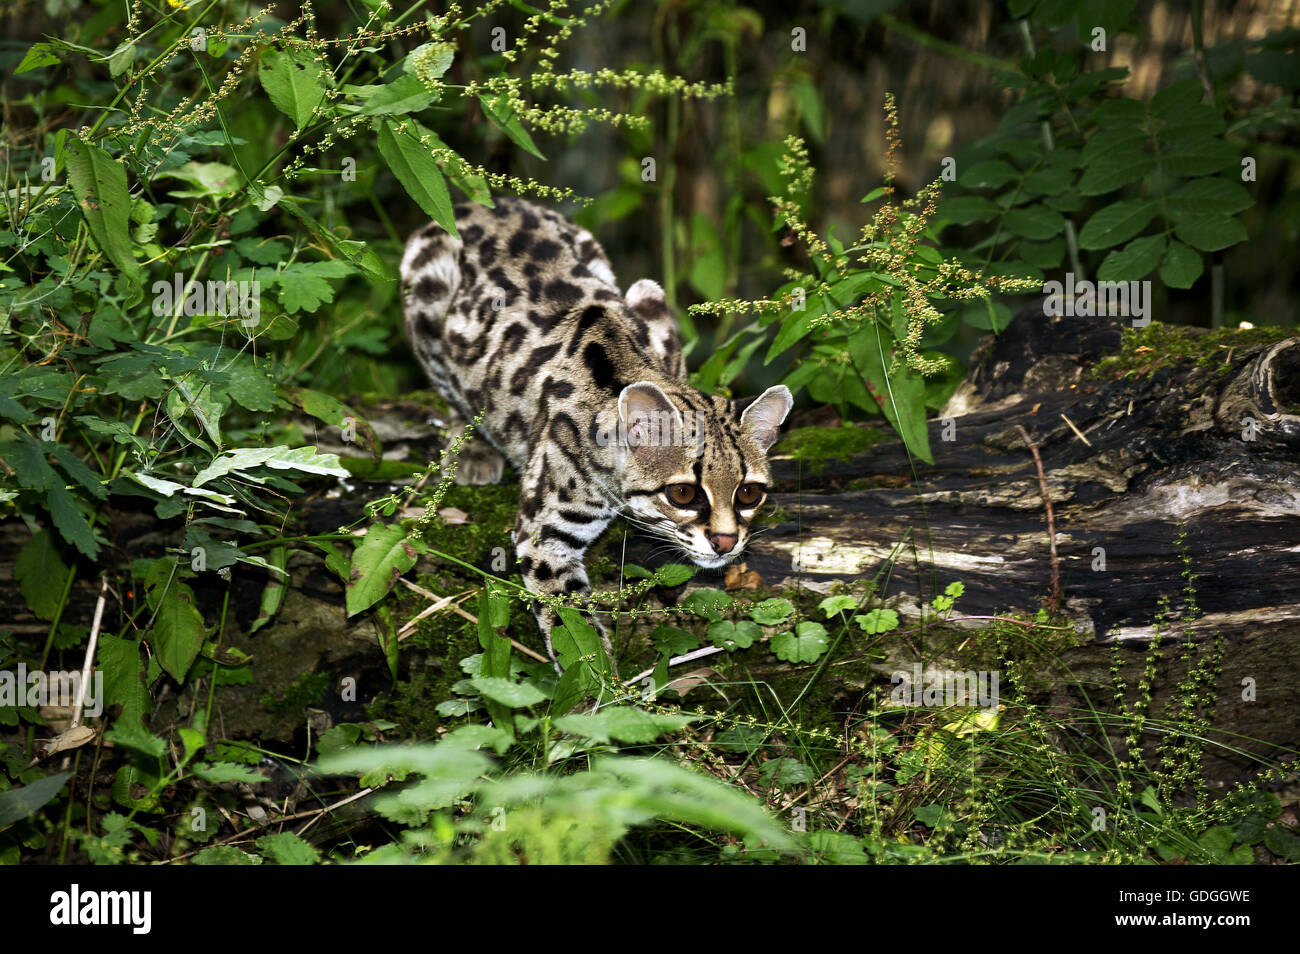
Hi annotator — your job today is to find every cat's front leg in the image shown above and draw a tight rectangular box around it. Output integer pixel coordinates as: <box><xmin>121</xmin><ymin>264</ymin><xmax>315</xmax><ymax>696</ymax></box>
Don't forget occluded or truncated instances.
<box><xmin>512</xmin><ymin>463</ymin><xmax>617</xmax><ymax>669</ymax></box>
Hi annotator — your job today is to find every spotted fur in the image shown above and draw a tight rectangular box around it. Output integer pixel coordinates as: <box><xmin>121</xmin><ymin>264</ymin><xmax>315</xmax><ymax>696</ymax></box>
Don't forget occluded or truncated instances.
<box><xmin>401</xmin><ymin>197</ymin><xmax>792</xmax><ymax>665</ymax></box>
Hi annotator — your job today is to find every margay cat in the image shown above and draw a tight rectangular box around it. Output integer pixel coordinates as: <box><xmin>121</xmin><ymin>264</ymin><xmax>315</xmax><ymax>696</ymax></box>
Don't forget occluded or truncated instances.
<box><xmin>400</xmin><ymin>197</ymin><xmax>791</xmax><ymax>665</ymax></box>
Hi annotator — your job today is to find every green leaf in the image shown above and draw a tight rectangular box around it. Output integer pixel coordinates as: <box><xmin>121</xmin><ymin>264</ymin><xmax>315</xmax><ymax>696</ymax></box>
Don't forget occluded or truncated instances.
<box><xmin>376</xmin><ymin>119</ymin><xmax>458</xmax><ymax>238</ymax></box>
<box><xmin>256</xmin><ymin>832</ymin><xmax>321</xmax><ymax>865</ymax></box>
<box><xmin>470</xmin><ymin>676</ymin><xmax>546</xmax><ymax>708</ymax></box>
<box><xmin>258</xmin><ymin>47</ymin><xmax>327</xmax><ymax>129</ymax></box>
<box><xmin>98</xmin><ymin>635</ymin><xmax>149</xmax><ymax>726</ymax></box>
<box><xmin>1159</xmin><ymin>240</ymin><xmax>1203</xmax><ymax>289</ymax></box>
<box><xmin>554</xmin><ymin>707</ymin><xmax>697</xmax><ymax>744</ymax></box>
<box><xmin>818</xmin><ymin>594</ymin><xmax>859</xmax><ymax>618</ymax></box>
<box><xmin>193</xmin><ymin>846</ymin><xmax>262</xmax><ymax>865</ymax></box>
<box><xmin>271</xmin><ymin>259</ymin><xmax>354</xmax><ymax>314</ymax></box>
<box><xmin>14</xmin><ymin>530</ymin><xmax>68</xmax><ymax>620</ymax></box>
<box><xmin>937</xmin><ymin>195</ymin><xmax>1000</xmax><ymax>226</ymax></box>
<box><xmin>1077</xmin><ymin>199</ymin><xmax>1158</xmax><ymax>250</ymax></box>
<box><xmin>0</xmin><ymin>772</ymin><xmax>72</xmax><ymax>827</ymax></box>
<box><xmin>65</xmin><ymin>139</ymin><xmax>141</xmax><ymax>286</ymax></box>
<box><xmin>750</xmin><ymin>597</ymin><xmax>795</xmax><ymax>625</ymax></box>
<box><xmin>681</xmin><ymin>588</ymin><xmax>732</xmax><ymax>622</ymax></box>
<box><xmin>47</xmin><ymin>486</ymin><xmax>99</xmax><ymax>559</ymax></box>
<box><xmin>192</xmin><ymin>445</ymin><xmax>348</xmax><ymax>487</ymax></box>
<box><xmin>15</xmin><ymin>42</ymin><xmax>60</xmax><ymax>73</ymax></box>
<box><xmin>653</xmin><ymin>563</ymin><xmax>695</xmax><ymax>587</ymax></box>
<box><xmin>1097</xmin><ymin>234</ymin><xmax>1166</xmax><ymax>282</ymax></box>
<box><xmin>960</xmin><ymin>159</ymin><xmax>1018</xmax><ymax>190</ymax></box>
<box><xmin>249</xmin><ymin>546</ymin><xmax>288</xmax><ymax>634</ymax></box>
<box><xmin>650</xmin><ymin>624</ymin><xmax>700</xmax><ymax>655</ymax></box>
<box><xmin>478</xmin><ymin>95</ymin><xmax>546</xmax><ymax>160</ymax></box>
<box><xmin>707</xmin><ymin>619</ymin><xmax>761</xmax><ymax>650</ymax></box>
<box><xmin>771</xmin><ymin>621</ymin><xmax>830</xmax><ymax>663</ymax></box>
<box><xmin>359</xmin><ymin>74</ymin><xmax>437</xmax><ymax>116</ymax></box>
<box><xmin>1077</xmin><ymin>150</ymin><xmax>1155</xmax><ymax>196</ymax></box>
<box><xmin>854</xmin><ymin>608</ymin><xmax>899</xmax><ymax>634</ymax></box>
<box><xmin>147</xmin><ymin>575</ymin><xmax>206</xmax><ymax>681</ymax></box>
<box><xmin>1161</xmin><ymin>137</ymin><xmax>1238</xmax><ymax>176</ymax></box>
<box><xmin>1166</xmin><ymin>178</ymin><xmax>1253</xmax><ymax>220</ymax></box>
<box><xmin>1002</xmin><ymin>205</ymin><xmax>1066</xmax><ymax>240</ymax></box>
<box><xmin>346</xmin><ymin>523</ymin><xmax>418</xmax><ymax>616</ymax></box>
<box><xmin>192</xmin><ymin>762</ymin><xmax>266</xmax><ymax>784</ymax></box>
<box><xmin>1173</xmin><ymin>214</ymin><xmax>1248</xmax><ymax>252</ymax></box>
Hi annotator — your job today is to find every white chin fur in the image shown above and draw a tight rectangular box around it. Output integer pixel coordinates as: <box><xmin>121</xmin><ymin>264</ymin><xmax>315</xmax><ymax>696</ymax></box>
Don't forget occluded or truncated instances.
<box><xmin>686</xmin><ymin>551</ymin><xmax>739</xmax><ymax>570</ymax></box>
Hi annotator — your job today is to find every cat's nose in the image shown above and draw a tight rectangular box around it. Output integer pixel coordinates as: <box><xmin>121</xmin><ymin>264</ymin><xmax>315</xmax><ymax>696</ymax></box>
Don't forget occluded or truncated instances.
<box><xmin>708</xmin><ymin>533</ymin><xmax>737</xmax><ymax>555</ymax></box>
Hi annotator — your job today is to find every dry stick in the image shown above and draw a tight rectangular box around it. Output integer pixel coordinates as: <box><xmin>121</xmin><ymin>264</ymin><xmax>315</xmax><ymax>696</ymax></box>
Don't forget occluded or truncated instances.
<box><xmin>1059</xmin><ymin>412</ymin><xmax>1093</xmax><ymax>447</ymax></box>
<box><xmin>396</xmin><ymin>578</ymin><xmax>550</xmax><ymax>664</ymax></box>
<box><xmin>162</xmin><ymin>787</ymin><xmax>375</xmax><ymax>864</ymax></box>
<box><xmin>71</xmin><ymin>576</ymin><xmax>110</xmax><ymax>729</ymax></box>
<box><xmin>1015</xmin><ymin>425</ymin><xmax>1062</xmax><ymax>613</ymax></box>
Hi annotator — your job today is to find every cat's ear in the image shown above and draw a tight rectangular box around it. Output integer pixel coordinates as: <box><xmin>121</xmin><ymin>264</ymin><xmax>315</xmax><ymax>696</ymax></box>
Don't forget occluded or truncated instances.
<box><xmin>738</xmin><ymin>385</ymin><xmax>793</xmax><ymax>452</ymax></box>
<box><xmin>618</xmin><ymin>381</ymin><xmax>681</xmax><ymax>451</ymax></box>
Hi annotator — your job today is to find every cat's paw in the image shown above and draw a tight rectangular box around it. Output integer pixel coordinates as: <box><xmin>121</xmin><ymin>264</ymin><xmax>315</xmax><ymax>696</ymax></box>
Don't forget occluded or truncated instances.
<box><xmin>452</xmin><ymin>447</ymin><xmax>505</xmax><ymax>485</ymax></box>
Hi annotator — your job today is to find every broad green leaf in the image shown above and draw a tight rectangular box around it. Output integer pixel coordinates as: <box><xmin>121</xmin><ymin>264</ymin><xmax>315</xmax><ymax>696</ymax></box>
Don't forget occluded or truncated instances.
<box><xmin>15</xmin><ymin>42</ymin><xmax>60</xmax><ymax>73</ymax></box>
<box><xmin>192</xmin><ymin>762</ymin><xmax>266</xmax><ymax>784</ymax></box>
<box><xmin>1166</xmin><ymin>178</ymin><xmax>1252</xmax><ymax>220</ymax></box>
<box><xmin>1097</xmin><ymin>234</ymin><xmax>1166</xmax><ymax>282</ymax></box>
<box><xmin>147</xmin><ymin>576</ymin><xmax>206</xmax><ymax>681</ymax></box>
<box><xmin>157</xmin><ymin>161</ymin><xmax>243</xmax><ymax>199</ymax></box>
<box><xmin>0</xmin><ymin>772</ymin><xmax>71</xmax><ymax>828</ymax></box>
<box><xmin>1002</xmin><ymin>205</ymin><xmax>1065</xmax><ymax>240</ymax></box>
<box><xmin>376</xmin><ymin>118</ymin><xmax>458</xmax><ymax>237</ymax></box>
<box><xmin>707</xmin><ymin>619</ymin><xmax>761</xmax><ymax>650</ymax></box>
<box><xmin>359</xmin><ymin>74</ymin><xmax>437</xmax><ymax>116</ymax></box>
<box><xmin>1161</xmin><ymin>137</ymin><xmax>1238</xmax><ymax>176</ymax></box>
<box><xmin>249</xmin><ymin>545</ymin><xmax>288</xmax><ymax>634</ymax></box>
<box><xmin>1077</xmin><ymin>150</ymin><xmax>1154</xmax><ymax>196</ymax></box>
<box><xmin>192</xmin><ymin>445</ymin><xmax>348</xmax><ymax>487</ymax></box>
<box><xmin>346</xmin><ymin>523</ymin><xmax>417</xmax><ymax>616</ymax></box>
<box><xmin>471</xmin><ymin>676</ymin><xmax>546</xmax><ymax>709</ymax></box>
<box><xmin>65</xmin><ymin>139</ymin><xmax>141</xmax><ymax>286</ymax></box>
<box><xmin>259</xmin><ymin>47</ymin><xmax>327</xmax><ymax>129</ymax></box>
<box><xmin>98</xmin><ymin>635</ymin><xmax>149</xmax><ymax>726</ymax></box>
<box><xmin>47</xmin><ymin>486</ymin><xmax>99</xmax><ymax>558</ymax></box>
<box><xmin>478</xmin><ymin>95</ymin><xmax>546</xmax><ymax>160</ymax></box>
<box><xmin>681</xmin><ymin>588</ymin><xmax>732</xmax><ymax>621</ymax></box>
<box><xmin>1077</xmin><ymin>199</ymin><xmax>1157</xmax><ymax>250</ymax></box>
<box><xmin>937</xmin><ymin>195</ymin><xmax>1000</xmax><ymax>226</ymax></box>
<box><xmin>750</xmin><ymin>597</ymin><xmax>795</xmax><ymax>625</ymax></box>
<box><xmin>554</xmin><ymin>707</ymin><xmax>697</xmax><ymax>744</ymax></box>
<box><xmin>271</xmin><ymin>260</ymin><xmax>355</xmax><ymax>314</ymax></box>
<box><xmin>256</xmin><ymin>832</ymin><xmax>320</xmax><ymax>865</ymax></box>
<box><xmin>771</xmin><ymin>621</ymin><xmax>830</xmax><ymax>663</ymax></box>
<box><xmin>14</xmin><ymin>530</ymin><xmax>68</xmax><ymax>620</ymax></box>
<box><xmin>960</xmin><ymin>159</ymin><xmax>1018</xmax><ymax>190</ymax></box>
<box><xmin>854</xmin><ymin>608</ymin><xmax>900</xmax><ymax>634</ymax></box>
<box><xmin>653</xmin><ymin>563</ymin><xmax>695</xmax><ymax>587</ymax></box>
<box><xmin>1159</xmin><ymin>240</ymin><xmax>1203</xmax><ymax>289</ymax></box>
<box><xmin>819</xmin><ymin>594</ymin><xmax>859</xmax><ymax>618</ymax></box>
<box><xmin>1174</xmin><ymin>214</ymin><xmax>1247</xmax><ymax>252</ymax></box>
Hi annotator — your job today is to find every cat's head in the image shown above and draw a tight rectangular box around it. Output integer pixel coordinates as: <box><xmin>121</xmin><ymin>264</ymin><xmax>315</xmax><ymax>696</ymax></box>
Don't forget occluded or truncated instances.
<box><xmin>615</xmin><ymin>381</ymin><xmax>793</xmax><ymax>569</ymax></box>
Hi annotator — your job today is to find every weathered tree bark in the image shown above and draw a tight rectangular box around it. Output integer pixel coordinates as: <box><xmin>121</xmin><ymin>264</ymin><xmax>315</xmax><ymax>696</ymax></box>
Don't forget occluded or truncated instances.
<box><xmin>732</xmin><ymin>306</ymin><xmax>1300</xmax><ymax>784</ymax></box>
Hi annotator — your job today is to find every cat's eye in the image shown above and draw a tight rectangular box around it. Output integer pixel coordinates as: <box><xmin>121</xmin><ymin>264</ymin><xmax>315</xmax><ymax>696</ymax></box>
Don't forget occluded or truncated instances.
<box><xmin>665</xmin><ymin>484</ymin><xmax>698</xmax><ymax>507</ymax></box>
<box><xmin>736</xmin><ymin>483</ymin><xmax>764</xmax><ymax>507</ymax></box>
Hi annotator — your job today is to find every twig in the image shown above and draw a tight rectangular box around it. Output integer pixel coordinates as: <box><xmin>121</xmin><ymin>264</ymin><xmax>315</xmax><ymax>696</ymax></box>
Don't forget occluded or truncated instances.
<box><xmin>1015</xmin><ymin>425</ymin><xmax>1062</xmax><ymax>613</ymax></box>
<box><xmin>161</xmin><ymin>787</ymin><xmax>375</xmax><ymax>864</ymax></box>
<box><xmin>71</xmin><ymin>576</ymin><xmax>109</xmax><ymax>729</ymax></box>
<box><xmin>624</xmin><ymin>645</ymin><xmax>728</xmax><ymax>688</ymax></box>
<box><xmin>396</xmin><ymin>578</ymin><xmax>549</xmax><ymax>663</ymax></box>
<box><xmin>1059</xmin><ymin>412</ymin><xmax>1093</xmax><ymax>447</ymax></box>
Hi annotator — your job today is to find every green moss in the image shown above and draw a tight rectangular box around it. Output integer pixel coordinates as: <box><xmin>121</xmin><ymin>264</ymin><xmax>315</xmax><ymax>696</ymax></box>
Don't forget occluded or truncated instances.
<box><xmin>261</xmin><ymin>670</ymin><xmax>332</xmax><ymax>718</ymax></box>
<box><xmin>1091</xmin><ymin>321</ymin><xmax>1293</xmax><ymax>382</ymax></box>
<box><xmin>414</xmin><ymin>483</ymin><xmax>519</xmax><ymax>567</ymax></box>
<box><xmin>775</xmin><ymin>424</ymin><xmax>885</xmax><ymax>470</ymax></box>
